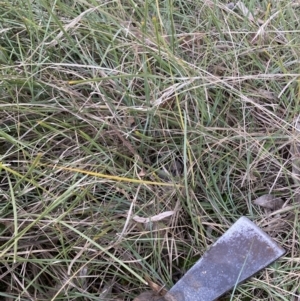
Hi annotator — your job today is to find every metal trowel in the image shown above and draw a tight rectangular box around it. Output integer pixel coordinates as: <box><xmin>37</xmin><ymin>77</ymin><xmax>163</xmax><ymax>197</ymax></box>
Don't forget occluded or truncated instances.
<box><xmin>137</xmin><ymin>216</ymin><xmax>285</xmax><ymax>301</ymax></box>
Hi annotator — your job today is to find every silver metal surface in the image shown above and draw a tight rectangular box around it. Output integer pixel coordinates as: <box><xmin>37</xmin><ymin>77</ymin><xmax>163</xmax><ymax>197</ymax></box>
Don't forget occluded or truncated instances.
<box><xmin>167</xmin><ymin>216</ymin><xmax>285</xmax><ymax>301</ymax></box>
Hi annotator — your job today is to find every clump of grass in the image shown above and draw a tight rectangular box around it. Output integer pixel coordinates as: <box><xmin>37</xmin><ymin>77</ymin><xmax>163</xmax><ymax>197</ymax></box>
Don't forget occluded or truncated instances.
<box><xmin>0</xmin><ymin>0</ymin><xmax>299</xmax><ymax>300</ymax></box>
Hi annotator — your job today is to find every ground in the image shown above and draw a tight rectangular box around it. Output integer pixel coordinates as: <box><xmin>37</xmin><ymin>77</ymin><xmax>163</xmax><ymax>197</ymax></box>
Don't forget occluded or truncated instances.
<box><xmin>0</xmin><ymin>1</ymin><xmax>299</xmax><ymax>300</ymax></box>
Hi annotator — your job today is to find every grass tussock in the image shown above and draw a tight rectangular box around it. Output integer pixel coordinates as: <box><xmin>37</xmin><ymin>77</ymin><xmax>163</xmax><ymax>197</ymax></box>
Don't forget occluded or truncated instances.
<box><xmin>0</xmin><ymin>0</ymin><xmax>300</xmax><ymax>300</ymax></box>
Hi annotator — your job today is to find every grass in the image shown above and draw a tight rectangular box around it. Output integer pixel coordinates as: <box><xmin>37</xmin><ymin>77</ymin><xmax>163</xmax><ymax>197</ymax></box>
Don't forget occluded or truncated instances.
<box><xmin>0</xmin><ymin>0</ymin><xmax>299</xmax><ymax>300</ymax></box>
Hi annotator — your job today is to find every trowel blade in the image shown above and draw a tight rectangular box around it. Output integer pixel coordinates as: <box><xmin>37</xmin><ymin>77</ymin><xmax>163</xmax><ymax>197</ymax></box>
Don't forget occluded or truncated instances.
<box><xmin>167</xmin><ymin>216</ymin><xmax>285</xmax><ymax>301</ymax></box>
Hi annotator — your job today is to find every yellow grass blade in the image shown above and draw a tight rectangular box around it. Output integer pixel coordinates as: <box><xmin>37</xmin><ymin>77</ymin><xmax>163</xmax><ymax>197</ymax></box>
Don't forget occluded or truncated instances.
<box><xmin>43</xmin><ymin>164</ymin><xmax>182</xmax><ymax>187</ymax></box>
